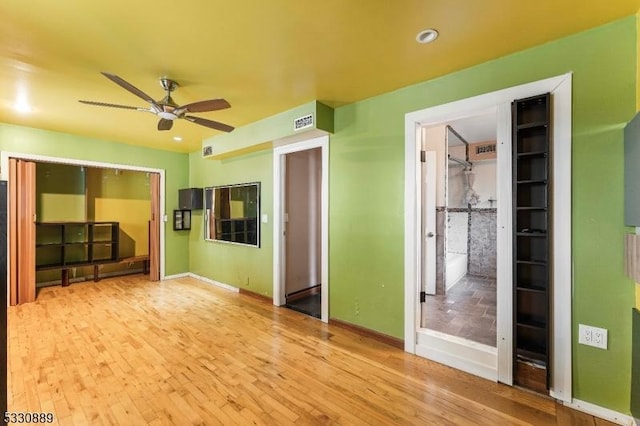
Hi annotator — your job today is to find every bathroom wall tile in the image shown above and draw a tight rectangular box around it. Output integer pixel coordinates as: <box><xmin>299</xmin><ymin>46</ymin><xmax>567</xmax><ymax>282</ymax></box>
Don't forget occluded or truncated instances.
<box><xmin>447</xmin><ymin>211</ymin><xmax>468</xmax><ymax>254</ymax></box>
<box><xmin>469</xmin><ymin>210</ymin><xmax>497</xmax><ymax>278</ymax></box>
<box><xmin>436</xmin><ymin>210</ymin><xmax>446</xmax><ymax>294</ymax></box>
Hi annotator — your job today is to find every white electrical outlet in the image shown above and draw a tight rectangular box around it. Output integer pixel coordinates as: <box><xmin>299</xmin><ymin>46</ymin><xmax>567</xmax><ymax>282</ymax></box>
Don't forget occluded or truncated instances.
<box><xmin>578</xmin><ymin>324</ymin><xmax>608</xmax><ymax>349</ymax></box>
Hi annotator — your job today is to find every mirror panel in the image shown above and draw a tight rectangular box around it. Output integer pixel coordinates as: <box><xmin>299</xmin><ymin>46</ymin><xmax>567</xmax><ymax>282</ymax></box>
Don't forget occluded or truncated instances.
<box><xmin>204</xmin><ymin>182</ymin><xmax>260</xmax><ymax>247</ymax></box>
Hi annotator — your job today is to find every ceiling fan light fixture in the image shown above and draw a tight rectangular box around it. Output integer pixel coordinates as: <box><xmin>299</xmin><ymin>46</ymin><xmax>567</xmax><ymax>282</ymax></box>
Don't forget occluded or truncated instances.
<box><xmin>158</xmin><ymin>111</ymin><xmax>178</xmax><ymax>120</ymax></box>
<box><xmin>416</xmin><ymin>28</ymin><xmax>439</xmax><ymax>44</ymax></box>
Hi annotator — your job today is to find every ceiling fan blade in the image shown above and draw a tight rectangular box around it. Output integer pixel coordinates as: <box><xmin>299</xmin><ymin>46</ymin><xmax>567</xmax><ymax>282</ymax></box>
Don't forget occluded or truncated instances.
<box><xmin>157</xmin><ymin>118</ymin><xmax>173</xmax><ymax>131</ymax></box>
<box><xmin>184</xmin><ymin>116</ymin><xmax>234</xmax><ymax>132</ymax></box>
<box><xmin>79</xmin><ymin>100</ymin><xmax>143</xmax><ymax>110</ymax></box>
<box><xmin>177</xmin><ymin>99</ymin><xmax>231</xmax><ymax>113</ymax></box>
<box><xmin>100</xmin><ymin>72</ymin><xmax>158</xmax><ymax>105</ymax></box>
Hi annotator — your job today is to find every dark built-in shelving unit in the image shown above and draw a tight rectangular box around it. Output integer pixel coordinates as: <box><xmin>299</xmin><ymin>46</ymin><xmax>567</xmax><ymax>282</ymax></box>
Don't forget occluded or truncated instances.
<box><xmin>35</xmin><ymin>222</ymin><xmax>119</xmax><ymax>270</ymax></box>
<box><xmin>512</xmin><ymin>93</ymin><xmax>551</xmax><ymax>392</ymax></box>
<box><xmin>215</xmin><ymin>218</ymin><xmax>258</xmax><ymax>246</ymax></box>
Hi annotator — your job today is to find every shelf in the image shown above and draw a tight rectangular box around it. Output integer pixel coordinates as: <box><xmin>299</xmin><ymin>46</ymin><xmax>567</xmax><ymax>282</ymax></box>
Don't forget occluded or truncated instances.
<box><xmin>36</xmin><ymin>263</ymin><xmax>67</xmax><ymax>270</ymax></box>
<box><xmin>35</xmin><ymin>221</ymin><xmax>119</xmax><ymax>271</ymax></box>
<box><xmin>36</xmin><ymin>242</ymin><xmax>65</xmax><ymax>247</ymax></box>
<box><xmin>173</xmin><ymin>209</ymin><xmax>191</xmax><ymax>231</ymax></box>
<box><xmin>517</xmin><ymin>151</ymin><xmax>547</xmax><ymax>159</ymax></box>
<box><xmin>516</xmin><ymin>179</ymin><xmax>547</xmax><ymax>185</ymax></box>
<box><xmin>516</xmin><ymin>121</ymin><xmax>548</xmax><ymax>131</ymax></box>
<box><xmin>516</xmin><ymin>232</ymin><xmax>547</xmax><ymax>237</ymax></box>
<box><xmin>513</xmin><ymin>93</ymin><xmax>551</xmax><ymax>389</ymax></box>
<box><xmin>64</xmin><ymin>260</ymin><xmax>92</xmax><ymax>267</ymax></box>
<box><xmin>516</xmin><ymin>348</ymin><xmax>547</xmax><ymax>364</ymax></box>
<box><xmin>516</xmin><ymin>317</ymin><xmax>547</xmax><ymax>330</ymax></box>
<box><xmin>214</xmin><ymin>217</ymin><xmax>258</xmax><ymax>245</ymax></box>
<box><xmin>516</xmin><ymin>285</ymin><xmax>547</xmax><ymax>294</ymax></box>
<box><xmin>516</xmin><ymin>259</ymin><xmax>547</xmax><ymax>266</ymax></box>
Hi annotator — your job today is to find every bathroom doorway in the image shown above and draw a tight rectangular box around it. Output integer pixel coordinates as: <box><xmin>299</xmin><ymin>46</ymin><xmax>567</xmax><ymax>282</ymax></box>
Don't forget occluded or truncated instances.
<box><xmin>421</xmin><ymin>112</ymin><xmax>498</xmax><ymax>347</ymax></box>
<box><xmin>404</xmin><ymin>74</ymin><xmax>573</xmax><ymax>399</ymax></box>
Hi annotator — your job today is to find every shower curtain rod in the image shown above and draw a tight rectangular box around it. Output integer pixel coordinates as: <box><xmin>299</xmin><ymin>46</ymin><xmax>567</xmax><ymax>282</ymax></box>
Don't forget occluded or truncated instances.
<box><xmin>446</xmin><ymin>125</ymin><xmax>469</xmax><ymax>146</ymax></box>
<box><xmin>448</xmin><ymin>154</ymin><xmax>472</xmax><ymax>168</ymax></box>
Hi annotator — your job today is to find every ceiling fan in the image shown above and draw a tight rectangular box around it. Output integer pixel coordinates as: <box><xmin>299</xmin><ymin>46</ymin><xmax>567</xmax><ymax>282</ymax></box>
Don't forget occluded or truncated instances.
<box><xmin>79</xmin><ymin>72</ymin><xmax>234</xmax><ymax>132</ymax></box>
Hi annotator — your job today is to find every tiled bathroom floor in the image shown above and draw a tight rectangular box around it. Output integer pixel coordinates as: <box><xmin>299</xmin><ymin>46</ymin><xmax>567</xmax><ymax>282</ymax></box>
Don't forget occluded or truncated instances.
<box><xmin>421</xmin><ymin>275</ymin><xmax>496</xmax><ymax>347</ymax></box>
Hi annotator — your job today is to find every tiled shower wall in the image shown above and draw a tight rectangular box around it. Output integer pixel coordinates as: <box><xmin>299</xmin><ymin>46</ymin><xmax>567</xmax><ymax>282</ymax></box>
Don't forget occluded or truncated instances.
<box><xmin>436</xmin><ymin>208</ymin><xmax>445</xmax><ymax>295</ymax></box>
<box><xmin>447</xmin><ymin>210</ymin><xmax>468</xmax><ymax>254</ymax></box>
<box><xmin>435</xmin><ymin>207</ymin><xmax>496</xmax><ymax>294</ymax></box>
<box><xmin>468</xmin><ymin>209</ymin><xmax>497</xmax><ymax>278</ymax></box>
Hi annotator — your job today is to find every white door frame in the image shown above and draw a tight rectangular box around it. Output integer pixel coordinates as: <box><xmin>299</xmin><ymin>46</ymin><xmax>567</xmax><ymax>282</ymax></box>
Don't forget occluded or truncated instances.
<box><xmin>404</xmin><ymin>73</ymin><xmax>573</xmax><ymax>402</ymax></box>
<box><xmin>273</xmin><ymin>135</ymin><xmax>329</xmax><ymax>323</ymax></box>
<box><xmin>422</xmin><ymin>150</ymin><xmax>437</xmax><ymax>295</ymax></box>
<box><xmin>1</xmin><ymin>151</ymin><xmax>166</xmax><ymax>280</ymax></box>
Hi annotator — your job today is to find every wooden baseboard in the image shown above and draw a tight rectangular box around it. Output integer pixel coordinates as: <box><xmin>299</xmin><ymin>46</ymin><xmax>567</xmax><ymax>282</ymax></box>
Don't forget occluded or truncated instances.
<box><xmin>235</xmin><ymin>287</ymin><xmax>402</xmax><ymax>350</ymax></box>
<box><xmin>329</xmin><ymin>318</ymin><xmax>404</xmax><ymax>350</ymax></box>
<box><xmin>238</xmin><ymin>288</ymin><xmax>273</xmax><ymax>304</ymax></box>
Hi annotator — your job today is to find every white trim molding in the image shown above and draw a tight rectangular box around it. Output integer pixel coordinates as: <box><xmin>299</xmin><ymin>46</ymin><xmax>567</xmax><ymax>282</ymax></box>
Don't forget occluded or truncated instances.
<box><xmin>184</xmin><ymin>273</ymin><xmax>240</xmax><ymax>293</ymax></box>
<box><xmin>162</xmin><ymin>273</ymin><xmax>190</xmax><ymax>280</ymax></box>
<box><xmin>404</xmin><ymin>73</ymin><xmax>573</xmax><ymax>401</ymax></box>
<box><xmin>416</xmin><ymin>329</ymin><xmax>498</xmax><ymax>381</ymax></box>
<box><xmin>496</xmin><ymin>102</ymin><xmax>513</xmax><ymax>385</ymax></box>
<box><xmin>564</xmin><ymin>399</ymin><xmax>636</xmax><ymax>426</ymax></box>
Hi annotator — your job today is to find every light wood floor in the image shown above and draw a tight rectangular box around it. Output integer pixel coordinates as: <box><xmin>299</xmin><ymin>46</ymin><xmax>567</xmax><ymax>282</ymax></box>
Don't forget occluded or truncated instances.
<box><xmin>8</xmin><ymin>275</ymin><xmax>616</xmax><ymax>425</ymax></box>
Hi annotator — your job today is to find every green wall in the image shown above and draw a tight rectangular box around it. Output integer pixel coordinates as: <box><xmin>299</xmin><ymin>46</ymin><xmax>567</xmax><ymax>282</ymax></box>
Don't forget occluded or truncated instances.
<box><xmin>190</xmin><ymin>17</ymin><xmax>637</xmax><ymax>413</ymax></box>
<box><xmin>189</xmin><ymin>149</ymin><xmax>273</xmax><ymax>295</ymax></box>
<box><xmin>0</xmin><ymin>123</ymin><xmax>190</xmax><ymax>276</ymax></box>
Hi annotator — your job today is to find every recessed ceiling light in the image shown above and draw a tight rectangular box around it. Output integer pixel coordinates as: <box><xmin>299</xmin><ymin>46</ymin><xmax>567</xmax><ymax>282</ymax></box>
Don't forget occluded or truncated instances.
<box><xmin>416</xmin><ymin>29</ymin><xmax>439</xmax><ymax>44</ymax></box>
<box><xmin>173</xmin><ymin>136</ymin><xmax>183</xmax><ymax>142</ymax></box>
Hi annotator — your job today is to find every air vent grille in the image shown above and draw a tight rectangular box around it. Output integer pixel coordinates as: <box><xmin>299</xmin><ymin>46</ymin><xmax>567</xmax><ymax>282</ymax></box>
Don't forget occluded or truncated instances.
<box><xmin>294</xmin><ymin>114</ymin><xmax>314</xmax><ymax>131</ymax></box>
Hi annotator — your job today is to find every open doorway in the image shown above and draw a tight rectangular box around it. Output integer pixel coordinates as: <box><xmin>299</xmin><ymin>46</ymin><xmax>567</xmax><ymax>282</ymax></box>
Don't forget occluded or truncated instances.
<box><xmin>282</xmin><ymin>148</ymin><xmax>322</xmax><ymax>318</ymax></box>
<box><xmin>1</xmin><ymin>152</ymin><xmax>165</xmax><ymax>305</ymax></box>
<box><xmin>273</xmin><ymin>135</ymin><xmax>329</xmax><ymax>323</ymax></box>
<box><xmin>421</xmin><ymin>113</ymin><xmax>498</xmax><ymax>348</ymax></box>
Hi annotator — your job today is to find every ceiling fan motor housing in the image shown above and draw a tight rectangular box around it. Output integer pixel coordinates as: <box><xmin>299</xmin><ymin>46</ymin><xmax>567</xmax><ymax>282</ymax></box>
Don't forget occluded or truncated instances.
<box><xmin>159</xmin><ymin>78</ymin><xmax>179</xmax><ymax>93</ymax></box>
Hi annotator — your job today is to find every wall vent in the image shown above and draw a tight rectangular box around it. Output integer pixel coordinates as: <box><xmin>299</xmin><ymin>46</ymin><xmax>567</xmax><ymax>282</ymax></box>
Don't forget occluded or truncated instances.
<box><xmin>294</xmin><ymin>113</ymin><xmax>314</xmax><ymax>131</ymax></box>
<box><xmin>469</xmin><ymin>141</ymin><xmax>497</xmax><ymax>161</ymax></box>
<box><xmin>202</xmin><ymin>145</ymin><xmax>213</xmax><ymax>157</ymax></box>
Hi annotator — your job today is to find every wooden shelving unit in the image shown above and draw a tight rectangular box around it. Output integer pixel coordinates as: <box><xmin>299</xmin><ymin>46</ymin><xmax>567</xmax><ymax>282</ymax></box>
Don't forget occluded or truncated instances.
<box><xmin>35</xmin><ymin>222</ymin><xmax>119</xmax><ymax>284</ymax></box>
<box><xmin>512</xmin><ymin>93</ymin><xmax>551</xmax><ymax>392</ymax></box>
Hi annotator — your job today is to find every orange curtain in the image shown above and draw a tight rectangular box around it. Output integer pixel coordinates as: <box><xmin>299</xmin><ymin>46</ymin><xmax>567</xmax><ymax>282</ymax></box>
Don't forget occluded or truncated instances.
<box><xmin>9</xmin><ymin>158</ymin><xmax>36</xmax><ymax>305</ymax></box>
<box><xmin>149</xmin><ymin>173</ymin><xmax>160</xmax><ymax>281</ymax></box>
